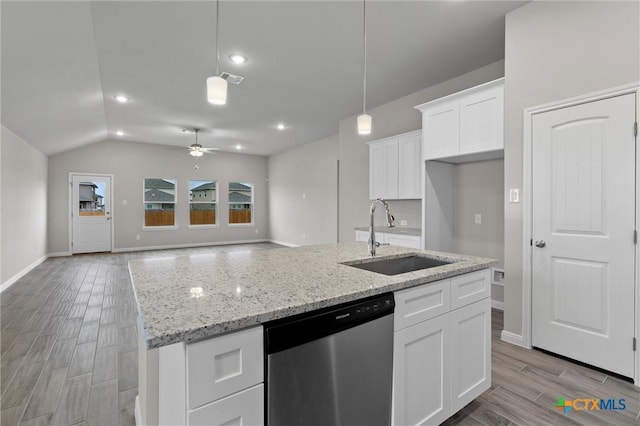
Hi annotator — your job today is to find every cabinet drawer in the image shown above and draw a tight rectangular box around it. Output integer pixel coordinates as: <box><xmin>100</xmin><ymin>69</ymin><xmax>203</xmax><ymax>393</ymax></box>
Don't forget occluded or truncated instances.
<box><xmin>450</xmin><ymin>269</ymin><xmax>490</xmax><ymax>310</ymax></box>
<box><xmin>394</xmin><ymin>280</ymin><xmax>450</xmax><ymax>331</ymax></box>
<box><xmin>188</xmin><ymin>384</ymin><xmax>264</xmax><ymax>426</ymax></box>
<box><xmin>384</xmin><ymin>233</ymin><xmax>421</xmax><ymax>249</ymax></box>
<box><xmin>187</xmin><ymin>326</ymin><xmax>263</xmax><ymax>409</ymax></box>
<box><xmin>355</xmin><ymin>230</ymin><xmax>369</xmax><ymax>242</ymax></box>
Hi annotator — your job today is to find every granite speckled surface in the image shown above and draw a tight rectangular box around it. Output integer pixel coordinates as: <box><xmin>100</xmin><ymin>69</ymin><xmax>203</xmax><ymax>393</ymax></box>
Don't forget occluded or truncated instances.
<box><xmin>354</xmin><ymin>226</ymin><xmax>422</xmax><ymax>236</ymax></box>
<box><xmin>129</xmin><ymin>243</ymin><xmax>497</xmax><ymax>349</ymax></box>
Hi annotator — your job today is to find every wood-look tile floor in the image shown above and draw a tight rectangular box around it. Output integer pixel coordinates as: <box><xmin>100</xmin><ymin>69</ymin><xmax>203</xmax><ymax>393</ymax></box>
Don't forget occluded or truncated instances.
<box><xmin>0</xmin><ymin>243</ymin><xmax>280</xmax><ymax>426</ymax></box>
<box><xmin>2</xmin><ymin>243</ymin><xmax>639</xmax><ymax>425</ymax></box>
<box><xmin>444</xmin><ymin>309</ymin><xmax>640</xmax><ymax>426</ymax></box>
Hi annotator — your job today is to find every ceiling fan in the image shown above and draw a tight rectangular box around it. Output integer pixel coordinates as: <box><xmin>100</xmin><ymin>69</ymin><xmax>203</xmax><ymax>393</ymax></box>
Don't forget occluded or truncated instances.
<box><xmin>185</xmin><ymin>129</ymin><xmax>220</xmax><ymax>157</ymax></box>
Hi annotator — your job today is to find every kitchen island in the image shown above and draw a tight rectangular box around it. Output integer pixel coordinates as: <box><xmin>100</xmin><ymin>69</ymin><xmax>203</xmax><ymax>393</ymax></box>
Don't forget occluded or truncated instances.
<box><xmin>130</xmin><ymin>242</ymin><xmax>497</xmax><ymax>425</ymax></box>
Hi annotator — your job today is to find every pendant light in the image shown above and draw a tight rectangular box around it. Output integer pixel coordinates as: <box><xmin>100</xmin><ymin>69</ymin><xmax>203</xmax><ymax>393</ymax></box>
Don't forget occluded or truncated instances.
<box><xmin>357</xmin><ymin>0</ymin><xmax>371</xmax><ymax>135</ymax></box>
<box><xmin>207</xmin><ymin>0</ymin><xmax>227</xmax><ymax>105</ymax></box>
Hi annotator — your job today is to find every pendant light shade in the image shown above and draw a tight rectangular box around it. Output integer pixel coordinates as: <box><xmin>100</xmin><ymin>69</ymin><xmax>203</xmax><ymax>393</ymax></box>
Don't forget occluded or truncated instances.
<box><xmin>357</xmin><ymin>113</ymin><xmax>372</xmax><ymax>135</ymax></box>
<box><xmin>207</xmin><ymin>76</ymin><xmax>227</xmax><ymax>105</ymax></box>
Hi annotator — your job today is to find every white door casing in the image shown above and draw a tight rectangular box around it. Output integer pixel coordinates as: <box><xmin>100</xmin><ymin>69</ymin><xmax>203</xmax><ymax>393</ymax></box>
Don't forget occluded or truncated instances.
<box><xmin>531</xmin><ymin>93</ymin><xmax>636</xmax><ymax>378</ymax></box>
<box><xmin>71</xmin><ymin>174</ymin><xmax>112</xmax><ymax>253</ymax></box>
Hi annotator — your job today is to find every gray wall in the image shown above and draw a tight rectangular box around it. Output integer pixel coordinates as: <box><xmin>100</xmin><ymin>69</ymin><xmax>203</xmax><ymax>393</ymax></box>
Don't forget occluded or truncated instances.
<box><xmin>1</xmin><ymin>126</ymin><xmax>48</xmax><ymax>285</ymax></box>
<box><xmin>268</xmin><ymin>135</ymin><xmax>338</xmax><ymax>246</ymax></box>
<box><xmin>48</xmin><ymin>139</ymin><xmax>268</xmax><ymax>254</ymax></box>
<box><xmin>337</xmin><ymin>61</ymin><xmax>505</xmax><ymax>243</ymax></box>
<box><xmin>503</xmin><ymin>1</ymin><xmax>640</xmax><ymax>335</ymax></box>
<box><xmin>452</xmin><ymin>159</ymin><xmax>504</xmax><ymax>268</ymax></box>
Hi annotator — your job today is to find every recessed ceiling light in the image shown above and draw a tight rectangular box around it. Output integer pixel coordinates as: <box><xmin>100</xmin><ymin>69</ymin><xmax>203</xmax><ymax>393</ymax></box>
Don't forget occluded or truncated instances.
<box><xmin>116</xmin><ymin>131</ymin><xmax>124</xmax><ymax>137</ymax></box>
<box><xmin>276</xmin><ymin>123</ymin><xmax>286</xmax><ymax>130</ymax></box>
<box><xmin>235</xmin><ymin>144</ymin><xmax>242</xmax><ymax>150</ymax></box>
<box><xmin>114</xmin><ymin>95</ymin><xmax>130</xmax><ymax>103</ymax></box>
<box><xmin>229</xmin><ymin>54</ymin><xmax>248</xmax><ymax>64</ymax></box>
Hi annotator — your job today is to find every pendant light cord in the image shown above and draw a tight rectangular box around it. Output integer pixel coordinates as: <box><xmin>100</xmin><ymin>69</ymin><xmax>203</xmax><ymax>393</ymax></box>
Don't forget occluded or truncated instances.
<box><xmin>362</xmin><ymin>0</ymin><xmax>367</xmax><ymax>114</ymax></box>
<box><xmin>215</xmin><ymin>0</ymin><xmax>220</xmax><ymax>76</ymax></box>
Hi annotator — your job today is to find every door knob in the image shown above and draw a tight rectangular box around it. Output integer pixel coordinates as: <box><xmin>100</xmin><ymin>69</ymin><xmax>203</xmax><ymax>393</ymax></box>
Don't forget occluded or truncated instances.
<box><xmin>535</xmin><ymin>240</ymin><xmax>546</xmax><ymax>248</ymax></box>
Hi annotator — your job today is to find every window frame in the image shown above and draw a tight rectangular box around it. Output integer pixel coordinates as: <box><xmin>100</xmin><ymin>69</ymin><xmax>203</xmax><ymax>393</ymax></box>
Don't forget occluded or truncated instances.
<box><xmin>228</xmin><ymin>182</ymin><xmax>254</xmax><ymax>227</ymax></box>
<box><xmin>142</xmin><ymin>177</ymin><xmax>178</xmax><ymax>230</ymax></box>
<box><xmin>188</xmin><ymin>179</ymin><xmax>219</xmax><ymax>229</ymax></box>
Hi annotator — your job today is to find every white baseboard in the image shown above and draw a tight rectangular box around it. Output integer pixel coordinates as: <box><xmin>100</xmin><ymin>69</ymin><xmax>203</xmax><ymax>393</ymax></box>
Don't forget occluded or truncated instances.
<box><xmin>0</xmin><ymin>255</ymin><xmax>48</xmax><ymax>293</ymax></box>
<box><xmin>501</xmin><ymin>330</ymin><xmax>526</xmax><ymax>347</ymax></box>
<box><xmin>269</xmin><ymin>239</ymin><xmax>301</xmax><ymax>248</ymax></box>
<box><xmin>491</xmin><ymin>299</ymin><xmax>504</xmax><ymax>311</ymax></box>
<box><xmin>135</xmin><ymin>395</ymin><xmax>142</xmax><ymax>426</ymax></box>
<box><xmin>112</xmin><ymin>239</ymin><xmax>270</xmax><ymax>253</ymax></box>
<box><xmin>48</xmin><ymin>251</ymin><xmax>71</xmax><ymax>257</ymax></box>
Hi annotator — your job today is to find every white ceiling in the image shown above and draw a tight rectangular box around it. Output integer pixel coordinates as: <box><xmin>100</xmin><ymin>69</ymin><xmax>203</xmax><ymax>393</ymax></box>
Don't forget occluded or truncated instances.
<box><xmin>1</xmin><ymin>1</ymin><xmax>527</xmax><ymax>157</ymax></box>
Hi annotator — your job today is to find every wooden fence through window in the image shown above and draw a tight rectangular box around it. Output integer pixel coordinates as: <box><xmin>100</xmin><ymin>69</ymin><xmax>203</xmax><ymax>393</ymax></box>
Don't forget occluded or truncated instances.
<box><xmin>145</xmin><ymin>210</ymin><xmax>175</xmax><ymax>226</ymax></box>
<box><xmin>229</xmin><ymin>209</ymin><xmax>251</xmax><ymax>224</ymax></box>
<box><xmin>190</xmin><ymin>210</ymin><xmax>216</xmax><ymax>225</ymax></box>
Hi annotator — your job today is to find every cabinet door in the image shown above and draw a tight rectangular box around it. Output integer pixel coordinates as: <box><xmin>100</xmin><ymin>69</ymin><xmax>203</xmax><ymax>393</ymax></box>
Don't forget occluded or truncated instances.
<box><xmin>384</xmin><ymin>233</ymin><xmax>421</xmax><ymax>249</ymax></box>
<box><xmin>188</xmin><ymin>384</ymin><xmax>263</xmax><ymax>426</ymax></box>
<box><xmin>459</xmin><ymin>84</ymin><xmax>504</xmax><ymax>155</ymax></box>
<box><xmin>398</xmin><ymin>133</ymin><xmax>422</xmax><ymax>199</ymax></box>
<box><xmin>422</xmin><ymin>100</ymin><xmax>459</xmax><ymax>160</ymax></box>
<box><xmin>393</xmin><ymin>314</ymin><xmax>450</xmax><ymax>426</ymax></box>
<box><xmin>450</xmin><ymin>298</ymin><xmax>491</xmax><ymax>414</ymax></box>
<box><xmin>370</xmin><ymin>139</ymin><xmax>399</xmax><ymax>199</ymax></box>
<box><xmin>369</xmin><ymin>142</ymin><xmax>386</xmax><ymax>199</ymax></box>
<box><xmin>382</xmin><ymin>140</ymin><xmax>399</xmax><ymax>198</ymax></box>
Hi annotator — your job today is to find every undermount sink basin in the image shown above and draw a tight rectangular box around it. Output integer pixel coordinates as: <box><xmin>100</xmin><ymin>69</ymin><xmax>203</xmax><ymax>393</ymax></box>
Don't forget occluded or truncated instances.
<box><xmin>343</xmin><ymin>255</ymin><xmax>453</xmax><ymax>276</ymax></box>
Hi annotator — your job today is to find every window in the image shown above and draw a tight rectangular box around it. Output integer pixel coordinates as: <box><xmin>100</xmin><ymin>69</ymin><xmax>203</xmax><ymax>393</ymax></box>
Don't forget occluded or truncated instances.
<box><xmin>228</xmin><ymin>182</ymin><xmax>253</xmax><ymax>225</ymax></box>
<box><xmin>190</xmin><ymin>180</ymin><xmax>217</xmax><ymax>226</ymax></box>
<box><xmin>144</xmin><ymin>178</ymin><xmax>176</xmax><ymax>227</ymax></box>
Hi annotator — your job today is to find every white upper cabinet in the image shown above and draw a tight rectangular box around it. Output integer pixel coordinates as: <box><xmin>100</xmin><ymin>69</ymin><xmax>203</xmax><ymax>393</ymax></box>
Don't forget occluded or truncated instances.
<box><xmin>420</xmin><ymin>99</ymin><xmax>460</xmax><ymax>160</ymax></box>
<box><xmin>369</xmin><ymin>130</ymin><xmax>422</xmax><ymax>200</ymax></box>
<box><xmin>397</xmin><ymin>132</ymin><xmax>422</xmax><ymax>199</ymax></box>
<box><xmin>416</xmin><ymin>79</ymin><xmax>504</xmax><ymax>162</ymax></box>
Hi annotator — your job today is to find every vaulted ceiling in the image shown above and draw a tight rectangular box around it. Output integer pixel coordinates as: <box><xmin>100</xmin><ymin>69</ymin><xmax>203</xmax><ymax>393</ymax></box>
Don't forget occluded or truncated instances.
<box><xmin>1</xmin><ymin>1</ymin><xmax>527</xmax><ymax>156</ymax></box>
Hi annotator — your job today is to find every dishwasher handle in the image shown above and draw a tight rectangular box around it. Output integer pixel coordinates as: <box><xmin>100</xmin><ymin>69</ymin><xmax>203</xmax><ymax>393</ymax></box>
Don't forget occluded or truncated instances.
<box><xmin>265</xmin><ymin>292</ymin><xmax>394</xmax><ymax>355</ymax></box>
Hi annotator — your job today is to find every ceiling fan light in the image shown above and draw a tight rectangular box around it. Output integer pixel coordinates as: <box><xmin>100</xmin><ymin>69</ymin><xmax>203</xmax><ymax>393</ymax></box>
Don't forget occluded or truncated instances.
<box><xmin>190</xmin><ymin>149</ymin><xmax>204</xmax><ymax>157</ymax></box>
<box><xmin>207</xmin><ymin>76</ymin><xmax>227</xmax><ymax>105</ymax></box>
<box><xmin>357</xmin><ymin>113</ymin><xmax>372</xmax><ymax>135</ymax></box>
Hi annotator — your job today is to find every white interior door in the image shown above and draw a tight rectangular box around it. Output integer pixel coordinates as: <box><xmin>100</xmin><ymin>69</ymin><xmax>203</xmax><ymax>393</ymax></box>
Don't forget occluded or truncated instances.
<box><xmin>72</xmin><ymin>174</ymin><xmax>112</xmax><ymax>253</ymax></box>
<box><xmin>531</xmin><ymin>93</ymin><xmax>636</xmax><ymax>378</ymax></box>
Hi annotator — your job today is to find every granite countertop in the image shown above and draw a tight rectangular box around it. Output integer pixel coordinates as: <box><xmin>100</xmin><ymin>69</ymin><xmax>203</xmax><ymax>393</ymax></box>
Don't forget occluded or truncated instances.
<box><xmin>354</xmin><ymin>226</ymin><xmax>422</xmax><ymax>236</ymax></box>
<box><xmin>129</xmin><ymin>243</ymin><xmax>496</xmax><ymax>349</ymax></box>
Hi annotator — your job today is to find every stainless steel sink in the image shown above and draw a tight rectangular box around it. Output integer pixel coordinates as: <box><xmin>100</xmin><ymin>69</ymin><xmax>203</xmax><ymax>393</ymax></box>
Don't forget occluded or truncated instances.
<box><xmin>343</xmin><ymin>255</ymin><xmax>453</xmax><ymax>276</ymax></box>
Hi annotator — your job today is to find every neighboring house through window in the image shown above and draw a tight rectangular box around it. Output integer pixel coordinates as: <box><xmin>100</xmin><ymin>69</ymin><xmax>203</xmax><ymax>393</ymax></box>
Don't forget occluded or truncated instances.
<box><xmin>190</xmin><ymin>180</ymin><xmax>217</xmax><ymax>226</ymax></box>
<box><xmin>228</xmin><ymin>182</ymin><xmax>253</xmax><ymax>225</ymax></box>
<box><xmin>144</xmin><ymin>178</ymin><xmax>176</xmax><ymax>227</ymax></box>
<box><xmin>78</xmin><ymin>181</ymin><xmax>105</xmax><ymax>216</ymax></box>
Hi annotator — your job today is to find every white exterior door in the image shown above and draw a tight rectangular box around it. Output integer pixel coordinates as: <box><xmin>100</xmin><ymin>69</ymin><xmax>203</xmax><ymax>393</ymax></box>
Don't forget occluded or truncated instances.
<box><xmin>72</xmin><ymin>174</ymin><xmax>112</xmax><ymax>253</ymax></box>
<box><xmin>531</xmin><ymin>93</ymin><xmax>636</xmax><ymax>378</ymax></box>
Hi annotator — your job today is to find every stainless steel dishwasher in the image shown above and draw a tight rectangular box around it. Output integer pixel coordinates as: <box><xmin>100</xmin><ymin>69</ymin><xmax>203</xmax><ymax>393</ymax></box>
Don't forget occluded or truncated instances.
<box><xmin>264</xmin><ymin>293</ymin><xmax>395</xmax><ymax>426</ymax></box>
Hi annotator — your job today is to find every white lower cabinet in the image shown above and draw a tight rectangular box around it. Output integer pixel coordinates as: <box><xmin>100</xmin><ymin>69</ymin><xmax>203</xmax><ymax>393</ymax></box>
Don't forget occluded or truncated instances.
<box><xmin>393</xmin><ymin>314</ymin><xmax>450</xmax><ymax>426</ymax></box>
<box><xmin>450</xmin><ymin>298</ymin><xmax>491</xmax><ymax>413</ymax></box>
<box><xmin>137</xmin><ymin>325</ymin><xmax>264</xmax><ymax>426</ymax></box>
<box><xmin>393</xmin><ymin>270</ymin><xmax>491</xmax><ymax>426</ymax></box>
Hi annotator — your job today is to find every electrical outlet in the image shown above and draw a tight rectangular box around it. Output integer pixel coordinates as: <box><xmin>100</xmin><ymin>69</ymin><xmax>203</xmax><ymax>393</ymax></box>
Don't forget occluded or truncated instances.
<box><xmin>301</xmin><ymin>234</ymin><xmax>306</xmax><ymax>240</ymax></box>
<box><xmin>400</xmin><ymin>220</ymin><xmax>408</xmax><ymax>226</ymax></box>
<box><xmin>136</xmin><ymin>234</ymin><xmax>140</xmax><ymax>241</ymax></box>
<box><xmin>509</xmin><ymin>188</ymin><xmax>520</xmax><ymax>203</ymax></box>
<box><xmin>474</xmin><ymin>214</ymin><xmax>482</xmax><ymax>224</ymax></box>
<box><xmin>122</xmin><ymin>199</ymin><xmax>127</xmax><ymax>206</ymax></box>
